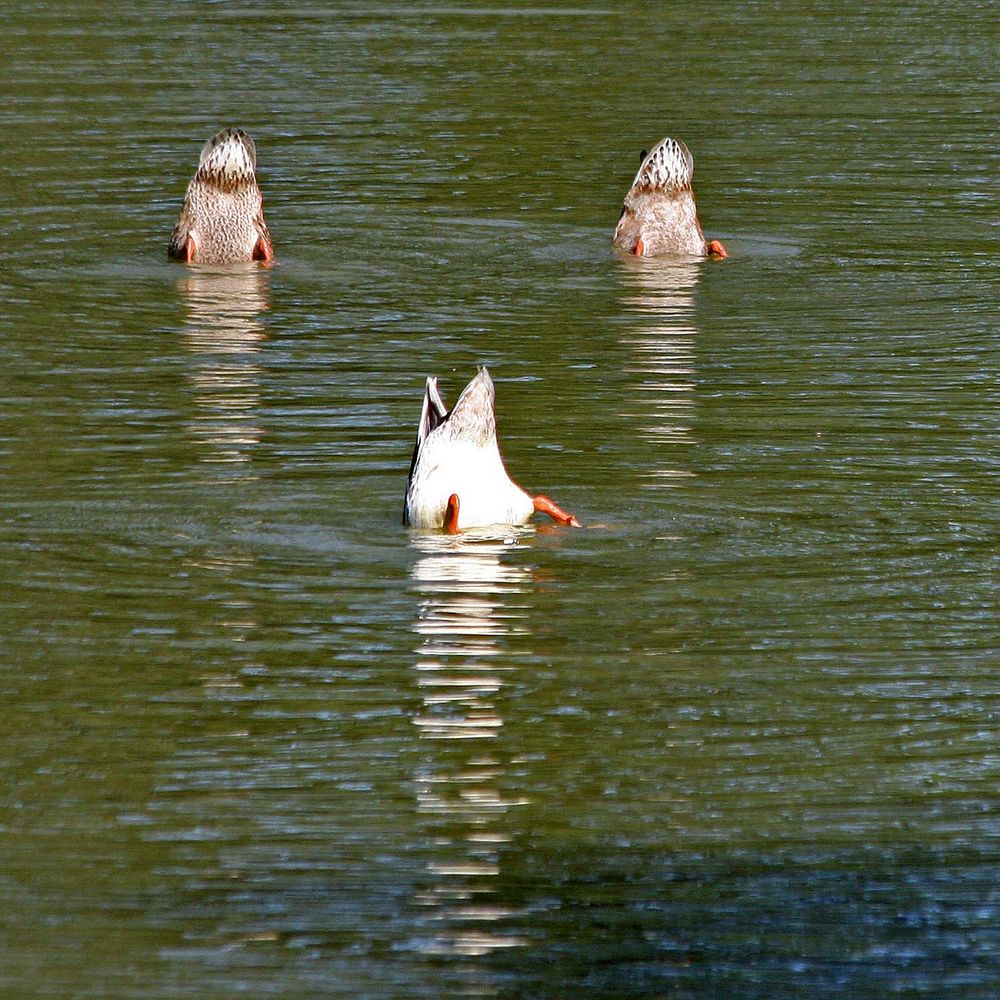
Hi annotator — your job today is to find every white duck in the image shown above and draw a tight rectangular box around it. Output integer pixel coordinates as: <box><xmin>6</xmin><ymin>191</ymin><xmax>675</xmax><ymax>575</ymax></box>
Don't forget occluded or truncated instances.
<box><xmin>613</xmin><ymin>136</ymin><xmax>727</xmax><ymax>259</ymax></box>
<box><xmin>404</xmin><ymin>368</ymin><xmax>580</xmax><ymax>532</ymax></box>
<box><xmin>168</xmin><ymin>128</ymin><xmax>274</xmax><ymax>264</ymax></box>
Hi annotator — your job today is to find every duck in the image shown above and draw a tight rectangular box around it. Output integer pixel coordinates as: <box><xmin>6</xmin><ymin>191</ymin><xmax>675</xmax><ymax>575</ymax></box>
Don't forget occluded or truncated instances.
<box><xmin>404</xmin><ymin>368</ymin><xmax>580</xmax><ymax>533</ymax></box>
<box><xmin>168</xmin><ymin>128</ymin><xmax>274</xmax><ymax>264</ymax></box>
<box><xmin>613</xmin><ymin>137</ymin><xmax>727</xmax><ymax>259</ymax></box>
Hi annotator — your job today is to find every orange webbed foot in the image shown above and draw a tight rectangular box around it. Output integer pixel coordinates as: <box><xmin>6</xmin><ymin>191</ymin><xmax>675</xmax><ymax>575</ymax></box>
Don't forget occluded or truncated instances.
<box><xmin>253</xmin><ymin>235</ymin><xmax>274</xmax><ymax>262</ymax></box>
<box><xmin>533</xmin><ymin>495</ymin><xmax>581</xmax><ymax>527</ymax></box>
<box><xmin>444</xmin><ymin>494</ymin><xmax>461</xmax><ymax>534</ymax></box>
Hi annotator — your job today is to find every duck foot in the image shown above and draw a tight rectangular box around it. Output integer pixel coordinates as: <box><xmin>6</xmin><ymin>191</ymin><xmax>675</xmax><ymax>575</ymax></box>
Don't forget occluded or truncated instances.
<box><xmin>533</xmin><ymin>495</ymin><xmax>581</xmax><ymax>527</ymax></box>
<box><xmin>253</xmin><ymin>235</ymin><xmax>274</xmax><ymax>262</ymax></box>
<box><xmin>444</xmin><ymin>494</ymin><xmax>461</xmax><ymax>534</ymax></box>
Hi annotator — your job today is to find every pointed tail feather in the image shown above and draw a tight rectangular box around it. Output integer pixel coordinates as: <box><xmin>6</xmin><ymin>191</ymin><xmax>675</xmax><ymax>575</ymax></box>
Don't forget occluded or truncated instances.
<box><xmin>630</xmin><ymin>137</ymin><xmax>694</xmax><ymax>193</ymax></box>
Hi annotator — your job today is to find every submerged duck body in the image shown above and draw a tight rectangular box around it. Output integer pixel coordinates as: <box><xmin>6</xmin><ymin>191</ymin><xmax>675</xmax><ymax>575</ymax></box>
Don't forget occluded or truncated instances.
<box><xmin>168</xmin><ymin>128</ymin><xmax>273</xmax><ymax>264</ymax></box>
<box><xmin>613</xmin><ymin>137</ymin><xmax>727</xmax><ymax>259</ymax></box>
<box><xmin>404</xmin><ymin>368</ymin><xmax>579</xmax><ymax>532</ymax></box>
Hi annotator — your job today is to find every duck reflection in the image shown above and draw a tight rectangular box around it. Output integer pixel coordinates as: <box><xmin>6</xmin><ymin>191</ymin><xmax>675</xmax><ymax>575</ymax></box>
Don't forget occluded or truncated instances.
<box><xmin>409</xmin><ymin>531</ymin><xmax>534</xmax><ymax>963</ymax></box>
<box><xmin>178</xmin><ymin>265</ymin><xmax>270</xmax><ymax>685</ymax></box>
<box><xmin>618</xmin><ymin>257</ymin><xmax>700</xmax><ymax>488</ymax></box>
<box><xmin>179</xmin><ymin>264</ymin><xmax>270</xmax><ymax>479</ymax></box>
<box><xmin>185</xmin><ymin>544</ymin><xmax>263</xmax><ymax>694</ymax></box>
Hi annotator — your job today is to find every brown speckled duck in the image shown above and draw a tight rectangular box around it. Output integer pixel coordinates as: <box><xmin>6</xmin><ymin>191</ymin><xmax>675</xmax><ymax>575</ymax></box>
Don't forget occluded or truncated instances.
<box><xmin>168</xmin><ymin>128</ymin><xmax>273</xmax><ymax>264</ymax></box>
<box><xmin>613</xmin><ymin>137</ymin><xmax>727</xmax><ymax>259</ymax></box>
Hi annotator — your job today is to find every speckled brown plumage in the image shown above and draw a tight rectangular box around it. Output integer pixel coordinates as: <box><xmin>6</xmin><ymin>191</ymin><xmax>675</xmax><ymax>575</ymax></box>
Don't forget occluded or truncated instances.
<box><xmin>168</xmin><ymin>128</ymin><xmax>273</xmax><ymax>264</ymax></box>
<box><xmin>612</xmin><ymin>137</ymin><xmax>711</xmax><ymax>258</ymax></box>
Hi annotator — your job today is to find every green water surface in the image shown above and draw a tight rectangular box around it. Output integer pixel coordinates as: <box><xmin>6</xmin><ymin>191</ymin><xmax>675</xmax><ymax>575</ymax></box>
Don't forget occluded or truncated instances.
<box><xmin>2</xmin><ymin>2</ymin><xmax>997</xmax><ymax>997</ymax></box>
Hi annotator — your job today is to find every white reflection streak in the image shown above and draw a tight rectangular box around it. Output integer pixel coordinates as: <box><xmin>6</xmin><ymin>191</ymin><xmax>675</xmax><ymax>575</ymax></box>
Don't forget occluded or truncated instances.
<box><xmin>619</xmin><ymin>258</ymin><xmax>700</xmax><ymax>486</ymax></box>
<box><xmin>410</xmin><ymin>533</ymin><xmax>533</xmax><ymax>963</ymax></box>
<box><xmin>178</xmin><ymin>265</ymin><xmax>270</xmax><ymax>687</ymax></box>
<box><xmin>180</xmin><ymin>265</ymin><xmax>270</xmax><ymax>477</ymax></box>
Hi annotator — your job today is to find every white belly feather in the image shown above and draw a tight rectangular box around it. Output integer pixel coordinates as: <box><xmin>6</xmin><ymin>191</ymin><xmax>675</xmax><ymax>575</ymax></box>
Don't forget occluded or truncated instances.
<box><xmin>406</xmin><ymin>438</ymin><xmax>533</xmax><ymax>529</ymax></box>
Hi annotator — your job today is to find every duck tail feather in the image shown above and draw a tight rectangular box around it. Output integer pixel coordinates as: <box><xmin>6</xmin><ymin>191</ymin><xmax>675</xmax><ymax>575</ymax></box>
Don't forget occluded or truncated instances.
<box><xmin>631</xmin><ymin>137</ymin><xmax>694</xmax><ymax>193</ymax></box>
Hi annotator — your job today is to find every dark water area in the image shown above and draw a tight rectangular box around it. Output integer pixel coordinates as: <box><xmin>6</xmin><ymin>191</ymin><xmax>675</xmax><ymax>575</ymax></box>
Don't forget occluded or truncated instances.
<box><xmin>2</xmin><ymin>2</ymin><xmax>997</xmax><ymax>997</ymax></box>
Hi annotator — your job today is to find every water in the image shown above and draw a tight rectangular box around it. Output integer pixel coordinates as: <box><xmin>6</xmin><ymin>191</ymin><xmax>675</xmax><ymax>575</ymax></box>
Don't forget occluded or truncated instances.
<box><xmin>2</xmin><ymin>2</ymin><xmax>998</xmax><ymax>997</ymax></box>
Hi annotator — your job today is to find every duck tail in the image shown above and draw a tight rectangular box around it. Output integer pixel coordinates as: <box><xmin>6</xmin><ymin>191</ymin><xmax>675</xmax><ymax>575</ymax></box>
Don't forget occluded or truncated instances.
<box><xmin>631</xmin><ymin>137</ymin><xmax>694</xmax><ymax>194</ymax></box>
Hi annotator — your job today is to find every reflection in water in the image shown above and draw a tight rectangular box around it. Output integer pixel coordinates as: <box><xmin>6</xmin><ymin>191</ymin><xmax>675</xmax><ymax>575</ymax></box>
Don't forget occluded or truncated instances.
<box><xmin>409</xmin><ymin>532</ymin><xmax>534</xmax><ymax>971</ymax></box>
<box><xmin>618</xmin><ymin>258</ymin><xmax>700</xmax><ymax>488</ymax></box>
<box><xmin>185</xmin><ymin>544</ymin><xmax>262</xmax><ymax>695</ymax></box>
<box><xmin>179</xmin><ymin>265</ymin><xmax>270</xmax><ymax>479</ymax></box>
<box><xmin>178</xmin><ymin>265</ymin><xmax>271</xmax><ymax>685</ymax></box>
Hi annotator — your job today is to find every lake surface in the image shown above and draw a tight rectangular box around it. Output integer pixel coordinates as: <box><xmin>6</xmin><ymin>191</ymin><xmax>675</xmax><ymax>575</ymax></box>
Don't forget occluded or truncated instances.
<box><xmin>2</xmin><ymin>2</ymin><xmax>997</xmax><ymax>996</ymax></box>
